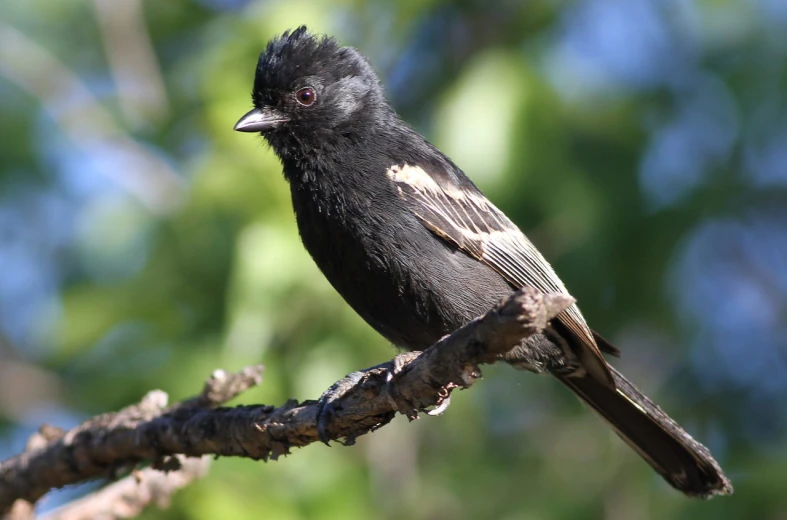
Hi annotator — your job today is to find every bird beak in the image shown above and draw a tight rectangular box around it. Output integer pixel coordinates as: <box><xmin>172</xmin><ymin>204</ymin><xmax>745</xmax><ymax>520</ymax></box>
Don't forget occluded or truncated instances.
<box><xmin>234</xmin><ymin>107</ymin><xmax>288</xmax><ymax>133</ymax></box>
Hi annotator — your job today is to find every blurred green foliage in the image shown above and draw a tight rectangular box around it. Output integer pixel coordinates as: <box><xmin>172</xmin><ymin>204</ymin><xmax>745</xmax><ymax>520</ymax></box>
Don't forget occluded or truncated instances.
<box><xmin>1</xmin><ymin>0</ymin><xmax>787</xmax><ymax>518</ymax></box>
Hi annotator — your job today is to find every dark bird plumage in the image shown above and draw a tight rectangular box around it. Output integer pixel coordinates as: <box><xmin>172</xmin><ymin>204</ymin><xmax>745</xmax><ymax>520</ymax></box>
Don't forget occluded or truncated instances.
<box><xmin>235</xmin><ymin>26</ymin><xmax>733</xmax><ymax>498</ymax></box>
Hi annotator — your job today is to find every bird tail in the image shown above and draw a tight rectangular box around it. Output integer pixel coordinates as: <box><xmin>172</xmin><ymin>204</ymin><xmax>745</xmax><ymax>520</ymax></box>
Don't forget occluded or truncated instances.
<box><xmin>557</xmin><ymin>365</ymin><xmax>732</xmax><ymax>498</ymax></box>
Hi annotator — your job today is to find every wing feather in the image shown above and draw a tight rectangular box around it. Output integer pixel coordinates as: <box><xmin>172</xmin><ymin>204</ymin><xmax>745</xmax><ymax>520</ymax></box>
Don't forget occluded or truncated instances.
<box><xmin>387</xmin><ymin>164</ymin><xmax>614</xmax><ymax>387</ymax></box>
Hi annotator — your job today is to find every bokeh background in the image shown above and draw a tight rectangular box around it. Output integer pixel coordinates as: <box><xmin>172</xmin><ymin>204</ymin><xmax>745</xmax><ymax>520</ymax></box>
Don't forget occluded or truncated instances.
<box><xmin>1</xmin><ymin>0</ymin><xmax>786</xmax><ymax>518</ymax></box>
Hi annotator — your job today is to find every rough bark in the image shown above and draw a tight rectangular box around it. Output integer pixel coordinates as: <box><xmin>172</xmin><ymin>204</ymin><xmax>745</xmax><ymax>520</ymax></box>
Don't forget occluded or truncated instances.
<box><xmin>0</xmin><ymin>288</ymin><xmax>572</xmax><ymax>518</ymax></box>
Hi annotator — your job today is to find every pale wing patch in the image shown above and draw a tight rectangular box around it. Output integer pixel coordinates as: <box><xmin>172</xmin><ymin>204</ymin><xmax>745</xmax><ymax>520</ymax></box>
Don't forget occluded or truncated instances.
<box><xmin>386</xmin><ymin>163</ymin><xmax>569</xmax><ymax>294</ymax></box>
<box><xmin>387</xmin><ymin>164</ymin><xmax>468</xmax><ymax>201</ymax></box>
<box><xmin>386</xmin><ymin>163</ymin><xmax>613</xmax><ymax>385</ymax></box>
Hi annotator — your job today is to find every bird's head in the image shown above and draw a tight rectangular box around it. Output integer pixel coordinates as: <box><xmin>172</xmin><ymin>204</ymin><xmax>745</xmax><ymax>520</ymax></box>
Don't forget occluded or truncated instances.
<box><xmin>235</xmin><ymin>27</ymin><xmax>389</xmax><ymax>155</ymax></box>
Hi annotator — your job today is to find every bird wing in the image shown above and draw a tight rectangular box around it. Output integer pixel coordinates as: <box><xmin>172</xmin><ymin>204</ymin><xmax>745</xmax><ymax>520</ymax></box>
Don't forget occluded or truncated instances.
<box><xmin>386</xmin><ymin>163</ymin><xmax>614</xmax><ymax>388</ymax></box>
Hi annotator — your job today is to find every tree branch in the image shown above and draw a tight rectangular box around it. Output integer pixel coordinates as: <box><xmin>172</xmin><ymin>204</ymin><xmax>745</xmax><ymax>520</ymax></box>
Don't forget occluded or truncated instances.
<box><xmin>0</xmin><ymin>288</ymin><xmax>573</xmax><ymax>516</ymax></box>
<box><xmin>38</xmin><ymin>456</ymin><xmax>210</xmax><ymax>520</ymax></box>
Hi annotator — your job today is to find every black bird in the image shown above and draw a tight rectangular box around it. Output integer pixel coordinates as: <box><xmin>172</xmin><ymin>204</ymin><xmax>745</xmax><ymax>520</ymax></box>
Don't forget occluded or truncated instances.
<box><xmin>235</xmin><ymin>27</ymin><xmax>732</xmax><ymax>498</ymax></box>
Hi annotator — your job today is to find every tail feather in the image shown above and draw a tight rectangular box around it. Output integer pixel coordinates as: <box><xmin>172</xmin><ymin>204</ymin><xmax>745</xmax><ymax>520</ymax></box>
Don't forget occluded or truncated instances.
<box><xmin>559</xmin><ymin>366</ymin><xmax>732</xmax><ymax>498</ymax></box>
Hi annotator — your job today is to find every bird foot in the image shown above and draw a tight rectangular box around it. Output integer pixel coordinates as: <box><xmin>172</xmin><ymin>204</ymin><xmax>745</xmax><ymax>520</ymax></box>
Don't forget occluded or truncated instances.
<box><xmin>316</xmin><ymin>351</ymin><xmax>422</xmax><ymax>445</ymax></box>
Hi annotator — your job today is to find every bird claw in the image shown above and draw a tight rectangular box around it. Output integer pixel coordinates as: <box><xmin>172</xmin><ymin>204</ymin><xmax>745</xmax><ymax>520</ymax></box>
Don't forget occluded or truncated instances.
<box><xmin>315</xmin><ymin>352</ymin><xmax>423</xmax><ymax>445</ymax></box>
<box><xmin>316</xmin><ymin>370</ymin><xmax>366</xmax><ymax>446</ymax></box>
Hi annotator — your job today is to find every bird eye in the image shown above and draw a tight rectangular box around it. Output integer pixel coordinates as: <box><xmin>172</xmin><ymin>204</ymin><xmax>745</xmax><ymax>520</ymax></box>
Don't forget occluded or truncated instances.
<box><xmin>295</xmin><ymin>87</ymin><xmax>316</xmax><ymax>106</ymax></box>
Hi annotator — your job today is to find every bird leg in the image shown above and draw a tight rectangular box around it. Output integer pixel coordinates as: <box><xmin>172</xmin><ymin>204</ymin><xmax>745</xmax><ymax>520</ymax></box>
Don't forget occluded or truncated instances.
<box><xmin>316</xmin><ymin>351</ymin><xmax>423</xmax><ymax>445</ymax></box>
<box><xmin>501</xmin><ymin>331</ymin><xmax>581</xmax><ymax>376</ymax></box>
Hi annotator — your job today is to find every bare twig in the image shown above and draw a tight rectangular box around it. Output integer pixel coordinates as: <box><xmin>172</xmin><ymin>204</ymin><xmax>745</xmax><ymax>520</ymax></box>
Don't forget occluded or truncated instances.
<box><xmin>0</xmin><ymin>366</ymin><xmax>265</xmax><ymax>517</ymax></box>
<box><xmin>38</xmin><ymin>456</ymin><xmax>210</xmax><ymax>520</ymax></box>
<box><xmin>0</xmin><ymin>288</ymin><xmax>572</xmax><ymax>516</ymax></box>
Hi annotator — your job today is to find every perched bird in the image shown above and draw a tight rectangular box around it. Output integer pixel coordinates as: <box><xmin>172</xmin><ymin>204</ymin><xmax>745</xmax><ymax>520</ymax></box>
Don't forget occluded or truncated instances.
<box><xmin>235</xmin><ymin>26</ymin><xmax>732</xmax><ymax>498</ymax></box>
